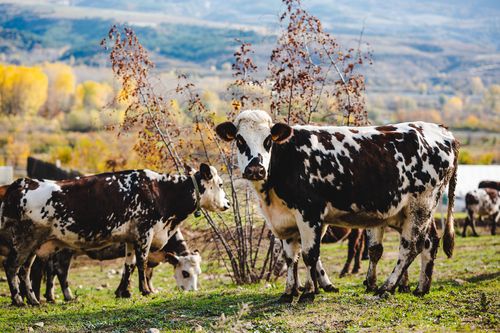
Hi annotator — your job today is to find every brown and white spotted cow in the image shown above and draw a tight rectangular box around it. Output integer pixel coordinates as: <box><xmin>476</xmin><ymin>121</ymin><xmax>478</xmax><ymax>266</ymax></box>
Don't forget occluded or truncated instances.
<box><xmin>0</xmin><ymin>164</ymin><xmax>229</xmax><ymax>306</ymax></box>
<box><xmin>462</xmin><ymin>188</ymin><xmax>499</xmax><ymax>237</ymax></box>
<box><xmin>216</xmin><ymin>110</ymin><xmax>458</xmax><ymax>302</ymax></box>
<box><xmin>33</xmin><ymin>229</ymin><xmax>201</xmax><ymax>303</ymax></box>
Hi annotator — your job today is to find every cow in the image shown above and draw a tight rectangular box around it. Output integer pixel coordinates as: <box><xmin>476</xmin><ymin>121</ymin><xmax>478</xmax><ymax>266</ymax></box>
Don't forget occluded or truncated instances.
<box><xmin>462</xmin><ymin>188</ymin><xmax>499</xmax><ymax>237</ymax></box>
<box><xmin>0</xmin><ymin>163</ymin><xmax>229</xmax><ymax>306</ymax></box>
<box><xmin>216</xmin><ymin>109</ymin><xmax>458</xmax><ymax>302</ymax></box>
<box><xmin>29</xmin><ymin>229</ymin><xmax>201</xmax><ymax>303</ymax></box>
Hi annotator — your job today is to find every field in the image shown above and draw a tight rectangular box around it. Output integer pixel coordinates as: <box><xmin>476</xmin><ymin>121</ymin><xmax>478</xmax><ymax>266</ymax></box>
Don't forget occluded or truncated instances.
<box><xmin>0</xmin><ymin>228</ymin><xmax>498</xmax><ymax>332</ymax></box>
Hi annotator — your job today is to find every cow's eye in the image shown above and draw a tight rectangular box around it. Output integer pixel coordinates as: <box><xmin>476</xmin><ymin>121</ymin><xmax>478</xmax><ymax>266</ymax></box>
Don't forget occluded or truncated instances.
<box><xmin>263</xmin><ymin>135</ymin><xmax>272</xmax><ymax>151</ymax></box>
<box><xmin>182</xmin><ymin>270</ymin><xmax>190</xmax><ymax>278</ymax></box>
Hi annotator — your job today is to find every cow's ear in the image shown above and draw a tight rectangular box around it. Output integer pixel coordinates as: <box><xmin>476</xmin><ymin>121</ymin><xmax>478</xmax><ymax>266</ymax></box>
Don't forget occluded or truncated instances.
<box><xmin>200</xmin><ymin>163</ymin><xmax>213</xmax><ymax>181</ymax></box>
<box><xmin>165</xmin><ymin>252</ymin><xmax>179</xmax><ymax>266</ymax></box>
<box><xmin>271</xmin><ymin>123</ymin><xmax>293</xmax><ymax>144</ymax></box>
<box><xmin>215</xmin><ymin>122</ymin><xmax>237</xmax><ymax>142</ymax></box>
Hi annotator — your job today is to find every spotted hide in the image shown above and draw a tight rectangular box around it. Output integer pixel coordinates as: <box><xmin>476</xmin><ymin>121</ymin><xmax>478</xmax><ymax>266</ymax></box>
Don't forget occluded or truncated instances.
<box><xmin>216</xmin><ymin>110</ymin><xmax>458</xmax><ymax>302</ymax></box>
<box><xmin>463</xmin><ymin>188</ymin><xmax>499</xmax><ymax>237</ymax></box>
<box><xmin>0</xmin><ymin>164</ymin><xmax>229</xmax><ymax>306</ymax></box>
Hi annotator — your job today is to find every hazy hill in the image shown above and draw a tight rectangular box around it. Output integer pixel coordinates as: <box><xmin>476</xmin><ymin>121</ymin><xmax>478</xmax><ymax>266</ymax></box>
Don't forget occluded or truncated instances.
<box><xmin>0</xmin><ymin>0</ymin><xmax>499</xmax><ymax>93</ymax></box>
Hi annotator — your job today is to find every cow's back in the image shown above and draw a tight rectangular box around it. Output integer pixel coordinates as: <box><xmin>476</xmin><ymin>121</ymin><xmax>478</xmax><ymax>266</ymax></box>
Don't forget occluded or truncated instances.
<box><xmin>269</xmin><ymin>122</ymin><xmax>458</xmax><ymax>216</ymax></box>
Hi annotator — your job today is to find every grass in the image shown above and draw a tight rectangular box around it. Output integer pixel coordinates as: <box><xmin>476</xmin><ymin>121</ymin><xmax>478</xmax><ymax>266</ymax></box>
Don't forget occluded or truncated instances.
<box><xmin>0</xmin><ymin>229</ymin><xmax>498</xmax><ymax>332</ymax></box>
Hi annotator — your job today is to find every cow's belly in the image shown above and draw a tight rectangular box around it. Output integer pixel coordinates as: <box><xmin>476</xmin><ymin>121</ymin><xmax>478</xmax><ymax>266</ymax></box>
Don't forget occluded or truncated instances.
<box><xmin>48</xmin><ymin>220</ymin><xmax>135</xmax><ymax>251</ymax></box>
<box><xmin>322</xmin><ymin>202</ymin><xmax>407</xmax><ymax>229</ymax></box>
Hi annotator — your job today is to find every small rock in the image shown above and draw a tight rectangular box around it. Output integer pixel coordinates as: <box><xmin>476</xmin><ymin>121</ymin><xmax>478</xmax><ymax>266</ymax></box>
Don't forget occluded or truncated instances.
<box><xmin>108</xmin><ymin>269</ymin><xmax>117</xmax><ymax>275</ymax></box>
<box><xmin>78</xmin><ymin>285</ymin><xmax>83</xmax><ymax>289</ymax></box>
<box><xmin>101</xmin><ymin>283</ymin><xmax>109</xmax><ymax>288</ymax></box>
<box><xmin>264</xmin><ymin>283</ymin><xmax>272</xmax><ymax>289</ymax></box>
<box><xmin>0</xmin><ymin>276</ymin><xmax>7</xmax><ymax>282</ymax></box>
<box><xmin>96</xmin><ymin>287</ymin><xmax>103</xmax><ymax>291</ymax></box>
<box><xmin>34</xmin><ymin>322</ymin><xmax>44</xmax><ymax>328</ymax></box>
<box><xmin>193</xmin><ymin>325</ymin><xmax>204</xmax><ymax>332</ymax></box>
<box><xmin>454</xmin><ymin>278</ymin><xmax>466</xmax><ymax>285</ymax></box>
<box><xmin>146</xmin><ymin>328</ymin><xmax>160</xmax><ymax>333</ymax></box>
<box><xmin>27</xmin><ymin>327</ymin><xmax>34</xmax><ymax>333</ymax></box>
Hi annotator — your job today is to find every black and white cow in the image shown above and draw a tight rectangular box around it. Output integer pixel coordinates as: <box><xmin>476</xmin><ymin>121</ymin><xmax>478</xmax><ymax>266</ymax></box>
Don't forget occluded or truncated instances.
<box><xmin>216</xmin><ymin>110</ymin><xmax>458</xmax><ymax>302</ymax></box>
<box><xmin>462</xmin><ymin>188</ymin><xmax>499</xmax><ymax>237</ymax></box>
<box><xmin>32</xmin><ymin>229</ymin><xmax>201</xmax><ymax>303</ymax></box>
<box><xmin>0</xmin><ymin>164</ymin><xmax>229</xmax><ymax>306</ymax></box>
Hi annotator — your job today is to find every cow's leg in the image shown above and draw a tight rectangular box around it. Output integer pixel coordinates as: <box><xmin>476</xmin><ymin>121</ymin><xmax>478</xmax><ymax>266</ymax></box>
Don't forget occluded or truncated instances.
<box><xmin>491</xmin><ymin>212</ymin><xmax>498</xmax><ymax>236</ymax></box>
<box><xmin>278</xmin><ymin>237</ymin><xmax>301</xmax><ymax>303</ymax></box>
<box><xmin>145</xmin><ymin>266</ymin><xmax>156</xmax><ymax>293</ymax></box>
<box><xmin>115</xmin><ymin>243</ymin><xmax>136</xmax><ymax>298</ymax></box>
<box><xmin>340</xmin><ymin>229</ymin><xmax>358</xmax><ymax>277</ymax></box>
<box><xmin>398</xmin><ymin>269</ymin><xmax>410</xmax><ymax>293</ymax></box>
<box><xmin>135</xmin><ymin>237</ymin><xmax>153</xmax><ymax>296</ymax></box>
<box><xmin>414</xmin><ymin>221</ymin><xmax>440</xmax><ymax>296</ymax></box>
<box><xmin>30</xmin><ymin>257</ymin><xmax>44</xmax><ymax>302</ymax></box>
<box><xmin>364</xmin><ymin>226</ymin><xmax>385</xmax><ymax>292</ymax></box>
<box><xmin>44</xmin><ymin>256</ymin><xmax>57</xmax><ymax>302</ymax></box>
<box><xmin>18</xmin><ymin>253</ymin><xmax>39</xmax><ymax>305</ymax></box>
<box><xmin>54</xmin><ymin>250</ymin><xmax>74</xmax><ymax>301</ymax></box>
<box><xmin>352</xmin><ymin>230</ymin><xmax>364</xmax><ymax>274</ymax></box>
<box><xmin>470</xmin><ymin>212</ymin><xmax>479</xmax><ymax>237</ymax></box>
<box><xmin>376</xmin><ymin>206</ymin><xmax>429</xmax><ymax>297</ymax></box>
<box><xmin>296</xmin><ymin>217</ymin><xmax>322</xmax><ymax>303</ymax></box>
<box><xmin>316</xmin><ymin>259</ymin><xmax>338</xmax><ymax>292</ymax></box>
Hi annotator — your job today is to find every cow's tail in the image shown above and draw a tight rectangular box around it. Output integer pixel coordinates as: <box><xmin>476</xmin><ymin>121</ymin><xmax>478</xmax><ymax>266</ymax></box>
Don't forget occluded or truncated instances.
<box><xmin>443</xmin><ymin>141</ymin><xmax>459</xmax><ymax>258</ymax></box>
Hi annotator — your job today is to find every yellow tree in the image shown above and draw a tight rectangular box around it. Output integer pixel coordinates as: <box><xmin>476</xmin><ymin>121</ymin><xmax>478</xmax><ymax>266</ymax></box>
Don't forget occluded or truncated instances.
<box><xmin>75</xmin><ymin>80</ymin><xmax>113</xmax><ymax>110</ymax></box>
<box><xmin>0</xmin><ymin>64</ymin><xmax>48</xmax><ymax>116</ymax></box>
<box><xmin>42</xmin><ymin>62</ymin><xmax>76</xmax><ymax>117</ymax></box>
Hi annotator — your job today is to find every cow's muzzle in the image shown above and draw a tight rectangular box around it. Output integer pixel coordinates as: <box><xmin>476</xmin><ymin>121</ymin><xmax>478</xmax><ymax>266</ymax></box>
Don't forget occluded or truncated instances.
<box><xmin>243</xmin><ymin>158</ymin><xmax>266</xmax><ymax>181</ymax></box>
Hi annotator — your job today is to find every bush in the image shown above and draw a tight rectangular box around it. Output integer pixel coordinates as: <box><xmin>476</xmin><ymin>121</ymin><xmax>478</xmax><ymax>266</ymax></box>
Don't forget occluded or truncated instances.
<box><xmin>64</xmin><ymin>109</ymin><xmax>101</xmax><ymax>132</ymax></box>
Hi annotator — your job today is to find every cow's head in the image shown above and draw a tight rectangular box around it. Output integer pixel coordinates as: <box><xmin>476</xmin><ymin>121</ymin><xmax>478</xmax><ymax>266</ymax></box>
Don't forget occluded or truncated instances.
<box><xmin>215</xmin><ymin>110</ymin><xmax>292</xmax><ymax>181</ymax></box>
<box><xmin>166</xmin><ymin>250</ymin><xmax>202</xmax><ymax>291</ymax></box>
<box><xmin>198</xmin><ymin>163</ymin><xmax>230</xmax><ymax>211</ymax></box>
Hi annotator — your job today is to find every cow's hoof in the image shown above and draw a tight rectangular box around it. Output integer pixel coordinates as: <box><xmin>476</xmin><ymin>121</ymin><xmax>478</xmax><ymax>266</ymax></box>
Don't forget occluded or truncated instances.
<box><xmin>375</xmin><ymin>286</ymin><xmax>394</xmax><ymax>299</ymax></box>
<box><xmin>364</xmin><ymin>281</ymin><xmax>377</xmax><ymax>293</ymax></box>
<box><xmin>398</xmin><ymin>285</ymin><xmax>411</xmax><ymax>293</ymax></box>
<box><xmin>278</xmin><ymin>293</ymin><xmax>295</xmax><ymax>304</ymax></box>
<box><xmin>298</xmin><ymin>292</ymin><xmax>315</xmax><ymax>303</ymax></box>
<box><xmin>115</xmin><ymin>289</ymin><xmax>131</xmax><ymax>298</ymax></box>
<box><xmin>413</xmin><ymin>289</ymin><xmax>428</xmax><ymax>297</ymax></box>
<box><xmin>339</xmin><ymin>271</ymin><xmax>347</xmax><ymax>278</ymax></box>
<box><xmin>323</xmin><ymin>284</ymin><xmax>339</xmax><ymax>293</ymax></box>
<box><xmin>27</xmin><ymin>299</ymin><xmax>40</xmax><ymax>306</ymax></box>
<box><xmin>473</xmin><ymin>234</ymin><xmax>479</xmax><ymax>237</ymax></box>
<box><xmin>45</xmin><ymin>297</ymin><xmax>56</xmax><ymax>303</ymax></box>
<box><xmin>141</xmin><ymin>290</ymin><xmax>152</xmax><ymax>297</ymax></box>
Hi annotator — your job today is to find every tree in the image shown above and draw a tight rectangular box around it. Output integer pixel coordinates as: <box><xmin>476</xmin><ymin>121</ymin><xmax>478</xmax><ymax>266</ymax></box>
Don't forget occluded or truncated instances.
<box><xmin>42</xmin><ymin>62</ymin><xmax>76</xmax><ymax>117</ymax></box>
<box><xmin>75</xmin><ymin>80</ymin><xmax>113</xmax><ymax>111</ymax></box>
<box><xmin>0</xmin><ymin>64</ymin><xmax>48</xmax><ymax>116</ymax></box>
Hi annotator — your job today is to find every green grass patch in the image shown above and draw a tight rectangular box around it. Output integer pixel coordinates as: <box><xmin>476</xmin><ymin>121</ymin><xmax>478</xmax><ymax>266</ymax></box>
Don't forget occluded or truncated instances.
<box><xmin>0</xmin><ymin>230</ymin><xmax>498</xmax><ymax>332</ymax></box>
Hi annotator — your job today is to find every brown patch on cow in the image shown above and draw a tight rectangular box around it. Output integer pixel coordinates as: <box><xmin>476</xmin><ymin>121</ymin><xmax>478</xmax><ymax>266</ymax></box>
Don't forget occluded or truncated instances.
<box><xmin>368</xmin><ymin>244</ymin><xmax>383</xmax><ymax>262</ymax></box>
<box><xmin>349</xmin><ymin>129</ymin><xmax>359</xmax><ymax>134</ymax></box>
<box><xmin>334</xmin><ymin>132</ymin><xmax>345</xmax><ymax>142</ymax></box>
<box><xmin>26</xmin><ymin>180</ymin><xmax>40</xmax><ymax>190</ymax></box>
<box><xmin>375</xmin><ymin>125</ymin><xmax>397</xmax><ymax>132</ymax></box>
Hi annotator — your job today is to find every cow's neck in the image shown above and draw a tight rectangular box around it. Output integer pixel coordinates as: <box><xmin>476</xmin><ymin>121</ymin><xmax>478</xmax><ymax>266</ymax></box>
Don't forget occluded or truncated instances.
<box><xmin>156</xmin><ymin>174</ymin><xmax>199</xmax><ymax>223</ymax></box>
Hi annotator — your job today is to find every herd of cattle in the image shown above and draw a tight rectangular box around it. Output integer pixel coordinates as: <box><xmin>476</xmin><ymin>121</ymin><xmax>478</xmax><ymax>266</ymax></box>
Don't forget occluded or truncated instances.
<box><xmin>0</xmin><ymin>109</ymin><xmax>497</xmax><ymax>307</ymax></box>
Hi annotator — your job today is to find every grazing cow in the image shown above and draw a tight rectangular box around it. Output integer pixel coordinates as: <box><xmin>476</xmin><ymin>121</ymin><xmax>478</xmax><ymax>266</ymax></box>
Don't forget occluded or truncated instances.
<box><xmin>30</xmin><ymin>229</ymin><xmax>201</xmax><ymax>303</ymax></box>
<box><xmin>478</xmin><ymin>181</ymin><xmax>500</xmax><ymax>191</ymax></box>
<box><xmin>0</xmin><ymin>164</ymin><xmax>229</xmax><ymax>306</ymax></box>
<box><xmin>463</xmin><ymin>188</ymin><xmax>499</xmax><ymax>236</ymax></box>
<box><xmin>322</xmin><ymin>227</ymin><xmax>365</xmax><ymax>277</ymax></box>
<box><xmin>216</xmin><ymin>110</ymin><xmax>458</xmax><ymax>302</ymax></box>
